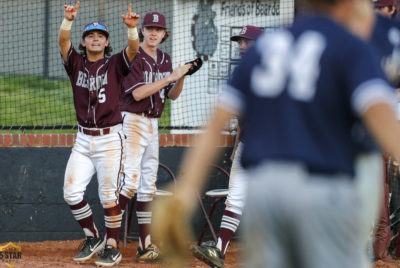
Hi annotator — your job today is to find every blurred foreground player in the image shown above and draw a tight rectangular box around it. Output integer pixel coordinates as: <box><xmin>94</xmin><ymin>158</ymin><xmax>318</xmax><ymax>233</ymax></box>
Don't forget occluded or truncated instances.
<box><xmin>152</xmin><ymin>0</ymin><xmax>400</xmax><ymax>267</ymax></box>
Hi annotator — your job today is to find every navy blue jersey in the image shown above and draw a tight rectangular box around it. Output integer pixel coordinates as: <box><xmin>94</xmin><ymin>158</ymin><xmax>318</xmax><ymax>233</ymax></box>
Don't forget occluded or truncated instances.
<box><xmin>370</xmin><ymin>15</ymin><xmax>400</xmax><ymax>87</ymax></box>
<box><xmin>353</xmin><ymin>15</ymin><xmax>400</xmax><ymax>153</ymax></box>
<box><xmin>220</xmin><ymin>15</ymin><xmax>395</xmax><ymax>176</ymax></box>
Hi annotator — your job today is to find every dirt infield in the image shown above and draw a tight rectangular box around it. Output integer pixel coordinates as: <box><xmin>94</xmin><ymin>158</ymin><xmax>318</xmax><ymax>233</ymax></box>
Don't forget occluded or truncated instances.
<box><xmin>5</xmin><ymin>240</ymin><xmax>242</xmax><ymax>268</ymax></box>
<box><xmin>375</xmin><ymin>260</ymin><xmax>400</xmax><ymax>268</ymax></box>
<box><xmin>4</xmin><ymin>240</ymin><xmax>400</xmax><ymax>268</ymax></box>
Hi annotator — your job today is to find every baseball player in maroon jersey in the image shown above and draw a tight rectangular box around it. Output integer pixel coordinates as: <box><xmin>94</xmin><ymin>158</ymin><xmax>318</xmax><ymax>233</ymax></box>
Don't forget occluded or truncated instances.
<box><xmin>119</xmin><ymin>11</ymin><xmax>191</xmax><ymax>263</ymax></box>
<box><xmin>191</xmin><ymin>25</ymin><xmax>262</xmax><ymax>268</ymax></box>
<box><xmin>58</xmin><ymin>2</ymin><xmax>139</xmax><ymax>266</ymax></box>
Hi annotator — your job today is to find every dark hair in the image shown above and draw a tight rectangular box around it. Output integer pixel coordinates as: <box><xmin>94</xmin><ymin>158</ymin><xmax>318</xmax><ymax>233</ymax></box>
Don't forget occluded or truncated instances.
<box><xmin>78</xmin><ymin>44</ymin><xmax>113</xmax><ymax>57</ymax></box>
<box><xmin>139</xmin><ymin>27</ymin><xmax>170</xmax><ymax>44</ymax></box>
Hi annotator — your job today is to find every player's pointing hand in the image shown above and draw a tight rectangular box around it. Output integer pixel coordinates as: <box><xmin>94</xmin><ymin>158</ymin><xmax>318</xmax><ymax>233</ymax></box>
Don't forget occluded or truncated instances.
<box><xmin>122</xmin><ymin>3</ymin><xmax>140</xmax><ymax>28</ymax></box>
<box><xmin>63</xmin><ymin>1</ymin><xmax>80</xmax><ymax>21</ymax></box>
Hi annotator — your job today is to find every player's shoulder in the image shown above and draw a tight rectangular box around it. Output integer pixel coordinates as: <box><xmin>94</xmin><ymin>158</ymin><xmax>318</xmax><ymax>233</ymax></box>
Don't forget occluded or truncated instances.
<box><xmin>256</xmin><ymin>15</ymin><xmax>358</xmax><ymax>50</ymax></box>
<box><xmin>64</xmin><ymin>45</ymin><xmax>84</xmax><ymax>64</ymax></box>
<box><xmin>292</xmin><ymin>15</ymin><xmax>359</xmax><ymax>44</ymax></box>
<box><xmin>299</xmin><ymin>15</ymin><xmax>374</xmax><ymax>59</ymax></box>
<box><xmin>130</xmin><ymin>47</ymin><xmax>145</xmax><ymax>64</ymax></box>
<box><xmin>157</xmin><ymin>48</ymin><xmax>171</xmax><ymax>64</ymax></box>
<box><xmin>372</xmin><ymin>15</ymin><xmax>400</xmax><ymax>48</ymax></box>
<box><xmin>375</xmin><ymin>14</ymin><xmax>400</xmax><ymax>31</ymax></box>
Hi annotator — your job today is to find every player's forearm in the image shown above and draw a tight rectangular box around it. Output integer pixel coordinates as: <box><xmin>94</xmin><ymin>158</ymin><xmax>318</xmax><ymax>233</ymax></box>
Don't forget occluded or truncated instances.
<box><xmin>363</xmin><ymin>102</ymin><xmax>400</xmax><ymax>160</ymax></box>
<box><xmin>132</xmin><ymin>77</ymin><xmax>171</xmax><ymax>101</ymax></box>
<box><xmin>168</xmin><ymin>77</ymin><xmax>185</xmax><ymax>100</ymax></box>
<box><xmin>58</xmin><ymin>19</ymin><xmax>73</xmax><ymax>61</ymax></box>
<box><xmin>176</xmin><ymin>107</ymin><xmax>233</xmax><ymax>212</ymax></box>
<box><xmin>125</xmin><ymin>27</ymin><xmax>139</xmax><ymax>63</ymax></box>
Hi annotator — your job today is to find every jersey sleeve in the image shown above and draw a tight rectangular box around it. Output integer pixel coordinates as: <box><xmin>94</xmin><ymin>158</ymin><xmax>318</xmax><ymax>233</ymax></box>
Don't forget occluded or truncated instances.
<box><xmin>112</xmin><ymin>48</ymin><xmax>133</xmax><ymax>78</ymax></box>
<box><xmin>218</xmin><ymin>45</ymin><xmax>260</xmax><ymax>115</ymax></box>
<box><xmin>343</xmin><ymin>41</ymin><xmax>396</xmax><ymax>116</ymax></box>
<box><xmin>61</xmin><ymin>45</ymin><xmax>81</xmax><ymax>76</ymax></box>
<box><xmin>164</xmin><ymin>54</ymin><xmax>175</xmax><ymax>98</ymax></box>
<box><xmin>122</xmin><ymin>57</ymin><xmax>145</xmax><ymax>95</ymax></box>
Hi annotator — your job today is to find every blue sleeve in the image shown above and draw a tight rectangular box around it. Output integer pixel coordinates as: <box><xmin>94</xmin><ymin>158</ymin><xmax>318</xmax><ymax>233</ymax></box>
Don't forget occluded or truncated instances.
<box><xmin>342</xmin><ymin>39</ymin><xmax>395</xmax><ymax>116</ymax></box>
<box><xmin>343</xmin><ymin>40</ymin><xmax>388</xmax><ymax>97</ymax></box>
<box><xmin>227</xmin><ymin>45</ymin><xmax>261</xmax><ymax>96</ymax></box>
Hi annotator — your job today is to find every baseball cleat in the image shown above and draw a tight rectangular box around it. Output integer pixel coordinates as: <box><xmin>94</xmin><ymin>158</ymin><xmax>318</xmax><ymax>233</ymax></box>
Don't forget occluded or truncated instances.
<box><xmin>201</xmin><ymin>240</ymin><xmax>217</xmax><ymax>247</ymax></box>
<box><xmin>190</xmin><ymin>244</ymin><xmax>225</xmax><ymax>268</ymax></box>
<box><xmin>95</xmin><ymin>245</ymin><xmax>122</xmax><ymax>267</ymax></box>
<box><xmin>73</xmin><ymin>236</ymin><xmax>106</xmax><ymax>263</ymax></box>
<box><xmin>135</xmin><ymin>244</ymin><xmax>162</xmax><ymax>263</ymax></box>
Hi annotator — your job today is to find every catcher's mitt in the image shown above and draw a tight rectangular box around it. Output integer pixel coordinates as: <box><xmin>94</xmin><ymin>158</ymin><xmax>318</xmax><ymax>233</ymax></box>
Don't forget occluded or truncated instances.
<box><xmin>185</xmin><ymin>58</ymin><xmax>203</xmax><ymax>76</ymax></box>
<box><xmin>151</xmin><ymin>192</ymin><xmax>194</xmax><ymax>268</ymax></box>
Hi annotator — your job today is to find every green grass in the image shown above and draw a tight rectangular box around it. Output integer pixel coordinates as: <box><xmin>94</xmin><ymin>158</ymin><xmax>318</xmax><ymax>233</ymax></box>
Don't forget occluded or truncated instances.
<box><xmin>159</xmin><ymin>98</ymin><xmax>171</xmax><ymax>129</ymax></box>
<box><xmin>0</xmin><ymin>74</ymin><xmax>171</xmax><ymax>133</ymax></box>
<box><xmin>0</xmin><ymin>74</ymin><xmax>75</xmax><ymax>128</ymax></box>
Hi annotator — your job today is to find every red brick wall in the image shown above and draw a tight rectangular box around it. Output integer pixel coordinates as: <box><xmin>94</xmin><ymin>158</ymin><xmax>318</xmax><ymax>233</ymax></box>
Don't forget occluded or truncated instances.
<box><xmin>0</xmin><ymin>134</ymin><xmax>234</xmax><ymax>147</ymax></box>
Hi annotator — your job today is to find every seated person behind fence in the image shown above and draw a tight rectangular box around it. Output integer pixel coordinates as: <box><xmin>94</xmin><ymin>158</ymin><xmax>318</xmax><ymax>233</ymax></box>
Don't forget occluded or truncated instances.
<box><xmin>190</xmin><ymin>25</ymin><xmax>262</xmax><ymax>268</ymax></box>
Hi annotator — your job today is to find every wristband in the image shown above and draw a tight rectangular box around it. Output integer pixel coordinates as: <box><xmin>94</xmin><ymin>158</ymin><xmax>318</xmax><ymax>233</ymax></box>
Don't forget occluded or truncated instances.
<box><xmin>128</xmin><ymin>27</ymin><xmax>138</xmax><ymax>40</ymax></box>
<box><xmin>60</xmin><ymin>18</ymin><xmax>73</xmax><ymax>31</ymax></box>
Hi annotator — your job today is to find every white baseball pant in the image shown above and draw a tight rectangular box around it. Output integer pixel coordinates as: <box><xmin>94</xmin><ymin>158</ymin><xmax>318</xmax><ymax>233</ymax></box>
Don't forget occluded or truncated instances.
<box><xmin>63</xmin><ymin>124</ymin><xmax>125</xmax><ymax>208</ymax></box>
<box><xmin>120</xmin><ymin>112</ymin><xmax>159</xmax><ymax>202</ymax></box>
<box><xmin>225</xmin><ymin>142</ymin><xmax>247</xmax><ymax>215</ymax></box>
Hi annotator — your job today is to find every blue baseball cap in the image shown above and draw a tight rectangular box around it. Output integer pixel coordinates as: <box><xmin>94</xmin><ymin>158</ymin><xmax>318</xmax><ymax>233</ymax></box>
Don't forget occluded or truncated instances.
<box><xmin>82</xmin><ymin>22</ymin><xmax>109</xmax><ymax>39</ymax></box>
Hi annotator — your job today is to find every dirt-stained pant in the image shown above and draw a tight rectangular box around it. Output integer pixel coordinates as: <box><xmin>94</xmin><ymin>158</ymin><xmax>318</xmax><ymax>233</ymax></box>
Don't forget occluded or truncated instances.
<box><xmin>120</xmin><ymin>112</ymin><xmax>159</xmax><ymax>202</ymax></box>
<box><xmin>63</xmin><ymin>124</ymin><xmax>125</xmax><ymax>207</ymax></box>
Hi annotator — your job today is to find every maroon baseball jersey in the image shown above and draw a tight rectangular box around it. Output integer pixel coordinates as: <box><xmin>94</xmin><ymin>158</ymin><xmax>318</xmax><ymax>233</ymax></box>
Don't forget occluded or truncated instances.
<box><xmin>120</xmin><ymin>47</ymin><xmax>175</xmax><ymax>117</ymax></box>
<box><xmin>62</xmin><ymin>46</ymin><xmax>132</xmax><ymax>128</ymax></box>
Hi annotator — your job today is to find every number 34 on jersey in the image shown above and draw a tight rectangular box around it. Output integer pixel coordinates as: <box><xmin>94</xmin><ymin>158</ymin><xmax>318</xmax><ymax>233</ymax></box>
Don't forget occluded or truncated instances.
<box><xmin>251</xmin><ymin>31</ymin><xmax>326</xmax><ymax>102</ymax></box>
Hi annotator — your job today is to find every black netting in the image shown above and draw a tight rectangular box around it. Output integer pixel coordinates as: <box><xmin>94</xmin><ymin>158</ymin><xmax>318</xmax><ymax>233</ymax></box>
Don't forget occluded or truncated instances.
<box><xmin>0</xmin><ymin>0</ymin><xmax>295</xmax><ymax>131</ymax></box>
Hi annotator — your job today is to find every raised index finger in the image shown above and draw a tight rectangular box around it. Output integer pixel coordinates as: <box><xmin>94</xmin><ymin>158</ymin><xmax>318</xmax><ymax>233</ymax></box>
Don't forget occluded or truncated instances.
<box><xmin>74</xmin><ymin>1</ymin><xmax>80</xmax><ymax>10</ymax></box>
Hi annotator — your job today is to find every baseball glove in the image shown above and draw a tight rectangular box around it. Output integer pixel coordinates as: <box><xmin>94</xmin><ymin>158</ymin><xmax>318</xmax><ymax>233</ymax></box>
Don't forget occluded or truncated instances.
<box><xmin>151</xmin><ymin>191</ymin><xmax>194</xmax><ymax>268</ymax></box>
<box><xmin>185</xmin><ymin>58</ymin><xmax>203</xmax><ymax>76</ymax></box>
